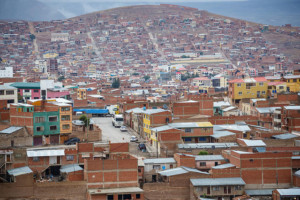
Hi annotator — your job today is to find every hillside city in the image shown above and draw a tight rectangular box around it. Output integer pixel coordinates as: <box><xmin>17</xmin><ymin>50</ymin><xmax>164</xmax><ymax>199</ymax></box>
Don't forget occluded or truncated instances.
<box><xmin>0</xmin><ymin>4</ymin><xmax>300</xmax><ymax>200</ymax></box>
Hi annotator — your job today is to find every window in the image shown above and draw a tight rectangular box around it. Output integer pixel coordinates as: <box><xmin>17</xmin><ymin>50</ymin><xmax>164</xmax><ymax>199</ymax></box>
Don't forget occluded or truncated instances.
<box><xmin>279</xmin><ymin>86</ymin><xmax>284</xmax><ymax>89</ymax></box>
<box><xmin>0</xmin><ymin>90</ymin><xmax>4</xmax><ymax>95</ymax></box>
<box><xmin>33</xmin><ymin>157</ymin><xmax>40</xmax><ymax>162</ymax></box>
<box><xmin>61</xmin><ymin>115</ymin><xmax>70</xmax><ymax>121</ymax></box>
<box><xmin>243</xmin><ymin>133</ymin><xmax>247</xmax><ymax>138</ymax></box>
<box><xmin>262</xmin><ymin>91</ymin><xmax>266</xmax><ymax>94</ymax></box>
<box><xmin>237</xmin><ymin>83</ymin><xmax>242</xmax><ymax>87</ymax></box>
<box><xmin>49</xmin><ymin>116</ymin><xmax>58</xmax><ymax>122</ymax></box>
<box><xmin>293</xmin><ymin>79</ymin><xmax>297</xmax><ymax>82</ymax></box>
<box><xmin>238</xmin><ymin>92</ymin><xmax>242</xmax><ymax>95</ymax></box>
<box><xmin>213</xmin><ymin>186</ymin><xmax>220</xmax><ymax>191</ymax></box>
<box><xmin>185</xmin><ymin>128</ymin><xmax>192</xmax><ymax>133</ymax></box>
<box><xmin>36</xmin><ymin>126</ymin><xmax>44</xmax><ymax>132</ymax></box>
<box><xmin>62</xmin><ymin>124</ymin><xmax>70</xmax><ymax>130</ymax></box>
<box><xmin>50</xmin><ymin>125</ymin><xmax>57</xmax><ymax>131</ymax></box>
<box><xmin>61</xmin><ymin>107</ymin><xmax>70</xmax><ymax>111</ymax></box>
<box><xmin>34</xmin><ymin>89</ymin><xmax>39</xmax><ymax>93</ymax></box>
<box><xmin>199</xmin><ymin>137</ymin><xmax>206</xmax><ymax>141</ymax></box>
<box><xmin>34</xmin><ymin>97</ymin><xmax>39</xmax><ymax>99</ymax></box>
<box><xmin>24</xmin><ymin>89</ymin><xmax>30</xmax><ymax>92</ymax></box>
<box><xmin>200</xmin><ymin>162</ymin><xmax>206</xmax><ymax>167</ymax></box>
<box><xmin>107</xmin><ymin>195</ymin><xmax>113</xmax><ymax>200</ymax></box>
<box><xmin>235</xmin><ymin>185</ymin><xmax>242</xmax><ymax>190</ymax></box>
<box><xmin>184</xmin><ymin>137</ymin><xmax>192</xmax><ymax>142</ymax></box>
<box><xmin>7</xmin><ymin>99</ymin><xmax>14</xmax><ymax>103</ymax></box>
<box><xmin>6</xmin><ymin>90</ymin><xmax>14</xmax><ymax>95</ymax></box>
<box><xmin>259</xmin><ymin>82</ymin><xmax>264</xmax><ymax>86</ymax></box>
<box><xmin>153</xmin><ymin>165</ymin><xmax>160</xmax><ymax>170</ymax></box>
<box><xmin>197</xmin><ymin>187</ymin><xmax>203</xmax><ymax>192</ymax></box>
<box><xmin>136</xmin><ymin>194</ymin><xmax>141</xmax><ymax>199</ymax></box>
<box><xmin>35</xmin><ymin>117</ymin><xmax>45</xmax><ymax>123</ymax></box>
<box><xmin>66</xmin><ymin>155</ymin><xmax>74</xmax><ymax>161</ymax></box>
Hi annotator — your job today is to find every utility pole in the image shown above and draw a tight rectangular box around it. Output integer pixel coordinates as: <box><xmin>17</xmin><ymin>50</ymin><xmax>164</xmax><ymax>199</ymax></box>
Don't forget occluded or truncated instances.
<box><xmin>156</xmin><ymin>130</ymin><xmax>158</xmax><ymax>158</ymax></box>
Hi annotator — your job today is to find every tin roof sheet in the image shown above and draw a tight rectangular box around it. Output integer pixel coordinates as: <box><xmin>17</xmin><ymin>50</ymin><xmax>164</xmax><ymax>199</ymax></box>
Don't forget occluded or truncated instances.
<box><xmin>191</xmin><ymin>177</ymin><xmax>245</xmax><ymax>186</ymax></box>
<box><xmin>7</xmin><ymin>166</ymin><xmax>32</xmax><ymax>176</ymax></box>
<box><xmin>60</xmin><ymin>164</ymin><xmax>83</xmax><ymax>173</ymax></box>
<box><xmin>27</xmin><ymin>149</ymin><xmax>65</xmax><ymax>157</ymax></box>
<box><xmin>0</xmin><ymin>126</ymin><xmax>23</xmax><ymax>134</ymax></box>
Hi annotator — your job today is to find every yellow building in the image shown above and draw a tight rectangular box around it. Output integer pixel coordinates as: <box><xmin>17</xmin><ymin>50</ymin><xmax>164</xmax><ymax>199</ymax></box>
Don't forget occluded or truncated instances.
<box><xmin>77</xmin><ymin>88</ymin><xmax>87</xmax><ymax>99</ymax></box>
<box><xmin>266</xmin><ymin>75</ymin><xmax>300</xmax><ymax>93</ymax></box>
<box><xmin>88</xmin><ymin>64</ymin><xmax>97</xmax><ymax>75</ymax></box>
<box><xmin>228</xmin><ymin>77</ymin><xmax>268</xmax><ymax>104</ymax></box>
<box><xmin>267</xmin><ymin>82</ymin><xmax>287</xmax><ymax>97</ymax></box>
<box><xmin>284</xmin><ymin>75</ymin><xmax>300</xmax><ymax>92</ymax></box>
<box><xmin>142</xmin><ymin>109</ymin><xmax>172</xmax><ymax>145</ymax></box>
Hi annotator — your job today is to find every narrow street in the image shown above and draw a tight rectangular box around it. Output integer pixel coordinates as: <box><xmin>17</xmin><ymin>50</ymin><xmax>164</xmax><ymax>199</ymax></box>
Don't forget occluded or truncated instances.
<box><xmin>92</xmin><ymin>117</ymin><xmax>152</xmax><ymax>158</ymax></box>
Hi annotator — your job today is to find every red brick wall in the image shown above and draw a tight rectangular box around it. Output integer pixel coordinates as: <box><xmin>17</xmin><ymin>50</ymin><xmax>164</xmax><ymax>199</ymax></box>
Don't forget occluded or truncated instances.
<box><xmin>109</xmin><ymin>143</ymin><xmax>129</xmax><ymax>153</ymax></box>
<box><xmin>174</xmin><ymin>153</ymin><xmax>195</xmax><ymax>168</ymax></box>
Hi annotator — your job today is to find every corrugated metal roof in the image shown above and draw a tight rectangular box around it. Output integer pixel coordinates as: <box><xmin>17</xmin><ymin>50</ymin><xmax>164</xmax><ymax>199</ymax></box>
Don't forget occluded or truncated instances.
<box><xmin>178</xmin><ymin>143</ymin><xmax>238</xmax><ymax>149</ymax></box>
<box><xmin>27</xmin><ymin>149</ymin><xmax>65</xmax><ymax>157</ymax></box>
<box><xmin>89</xmin><ymin>187</ymin><xmax>143</xmax><ymax>194</ymax></box>
<box><xmin>142</xmin><ymin>109</ymin><xmax>167</xmax><ymax>115</ymax></box>
<box><xmin>125</xmin><ymin>107</ymin><xmax>144</xmax><ymax>114</ymax></box>
<box><xmin>191</xmin><ymin>177</ymin><xmax>245</xmax><ymax>186</ymax></box>
<box><xmin>277</xmin><ymin>188</ymin><xmax>300</xmax><ymax>196</ymax></box>
<box><xmin>214</xmin><ymin>124</ymin><xmax>250</xmax><ymax>132</ymax></box>
<box><xmin>0</xmin><ymin>126</ymin><xmax>23</xmax><ymax>134</ymax></box>
<box><xmin>151</xmin><ymin>125</ymin><xmax>179</xmax><ymax>132</ymax></box>
<box><xmin>245</xmin><ymin>189</ymin><xmax>273</xmax><ymax>196</ymax></box>
<box><xmin>168</xmin><ymin>122</ymin><xmax>213</xmax><ymax>128</ymax></box>
<box><xmin>284</xmin><ymin>106</ymin><xmax>300</xmax><ymax>110</ymax></box>
<box><xmin>195</xmin><ymin>155</ymin><xmax>225</xmax><ymax>161</ymax></box>
<box><xmin>143</xmin><ymin>158</ymin><xmax>176</xmax><ymax>164</ymax></box>
<box><xmin>292</xmin><ymin>156</ymin><xmax>300</xmax><ymax>160</ymax></box>
<box><xmin>0</xmin><ymin>85</ymin><xmax>17</xmax><ymax>90</ymax></box>
<box><xmin>60</xmin><ymin>164</ymin><xmax>83</xmax><ymax>173</ymax></box>
<box><xmin>239</xmin><ymin>139</ymin><xmax>266</xmax><ymax>147</ymax></box>
<box><xmin>212</xmin><ymin>163</ymin><xmax>235</xmax><ymax>169</ymax></box>
<box><xmin>7</xmin><ymin>166</ymin><xmax>32</xmax><ymax>176</ymax></box>
<box><xmin>272</xmin><ymin>133</ymin><xmax>299</xmax><ymax>140</ymax></box>
<box><xmin>256</xmin><ymin>107</ymin><xmax>280</xmax><ymax>114</ymax></box>
<box><xmin>159</xmin><ymin>166</ymin><xmax>209</xmax><ymax>177</ymax></box>
<box><xmin>222</xmin><ymin>106</ymin><xmax>237</xmax><ymax>112</ymax></box>
<box><xmin>10</xmin><ymin>82</ymin><xmax>40</xmax><ymax>89</ymax></box>
<box><xmin>213</xmin><ymin>101</ymin><xmax>231</xmax><ymax>107</ymax></box>
<box><xmin>212</xmin><ymin>130</ymin><xmax>235</xmax><ymax>139</ymax></box>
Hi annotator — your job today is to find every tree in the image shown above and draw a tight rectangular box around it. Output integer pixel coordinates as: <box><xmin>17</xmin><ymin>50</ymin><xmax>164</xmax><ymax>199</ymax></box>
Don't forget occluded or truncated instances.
<box><xmin>132</xmin><ymin>72</ymin><xmax>139</xmax><ymax>76</ymax></box>
<box><xmin>112</xmin><ymin>78</ymin><xmax>120</xmax><ymax>88</ymax></box>
<box><xmin>58</xmin><ymin>76</ymin><xmax>65</xmax><ymax>82</ymax></box>
<box><xmin>79</xmin><ymin>115</ymin><xmax>89</xmax><ymax>127</ymax></box>
<box><xmin>198</xmin><ymin>150</ymin><xmax>208</xmax><ymax>155</ymax></box>
<box><xmin>143</xmin><ymin>75</ymin><xmax>150</xmax><ymax>81</ymax></box>
<box><xmin>181</xmin><ymin>55</ymin><xmax>190</xmax><ymax>58</ymax></box>
<box><xmin>30</xmin><ymin>34</ymin><xmax>36</xmax><ymax>41</ymax></box>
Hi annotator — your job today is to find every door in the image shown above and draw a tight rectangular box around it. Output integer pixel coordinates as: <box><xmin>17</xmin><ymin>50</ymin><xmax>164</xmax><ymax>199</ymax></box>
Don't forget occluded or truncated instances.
<box><xmin>33</xmin><ymin>136</ymin><xmax>43</xmax><ymax>146</ymax></box>
<box><xmin>207</xmin><ymin>187</ymin><xmax>210</xmax><ymax>195</ymax></box>
<box><xmin>152</xmin><ymin>175</ymin><xmax>157</xmax><ymax>182</ymax></box>
<box><xmin>49</xmin><ymin>156</ymin><xmax>57</xmax><ymax>165</ymax></box>
<box><xmin>195</xmin><ymin>137</ymin><xmax>198</xmax><ymax>143</ymax></box>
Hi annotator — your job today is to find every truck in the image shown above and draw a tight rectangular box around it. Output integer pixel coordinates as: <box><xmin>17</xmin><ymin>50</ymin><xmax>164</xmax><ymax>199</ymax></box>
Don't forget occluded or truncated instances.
<box><xmin>105</xmin><ymin>105</ymin><xmax>119</xmax><ymax>116</ymax></box>
<box><xmin>112</xmin><ymin>114</ymin><xmax>123</xmax><ymax>128</ymax></box>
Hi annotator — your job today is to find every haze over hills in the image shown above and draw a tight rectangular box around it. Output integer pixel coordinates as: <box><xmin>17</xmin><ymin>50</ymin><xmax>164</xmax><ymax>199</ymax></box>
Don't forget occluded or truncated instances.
<box><xmin>0</xmin><ymin>0</ymin><xmax>300</xmax><ymax>26</ymax></box>
<box><xmin>0</xmin><ymin>0</ymin><xmax>65</xmax><ymax>21</ymax></box>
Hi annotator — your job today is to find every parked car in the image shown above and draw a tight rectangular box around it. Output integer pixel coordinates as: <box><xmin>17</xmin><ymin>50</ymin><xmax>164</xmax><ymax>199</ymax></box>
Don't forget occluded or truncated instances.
<box><xmin>138</xmin><ymin>143</ymin><xmax>146</xmax><ymax>151</ymax></box>
<box><xmin>130</xmin><ymin>136</ymin><xmax>138</xmax><ymax>142</ymax></box>
<box><xmin>64</xmin><ymin>137</ymin><xmax>80</xmax><ymax>145</ymax></box>
<box><xmin>120</xmin><ymin>126</ymin><xmax>127</xmax><ymax>132</ymax></box>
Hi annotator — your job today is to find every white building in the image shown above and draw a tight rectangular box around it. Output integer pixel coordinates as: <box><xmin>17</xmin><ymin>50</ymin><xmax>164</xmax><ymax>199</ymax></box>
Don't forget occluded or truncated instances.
<box><xmin>51</xmin><ymin>33</ymin><xmax>69</xmax><ymax>42</ymax></box>
<box><xmin>0</xmin><ymin>85</ymin><xmax>18</xmax><ymax>107</ymax></box>
<box><xmin>0</xmin><ymin>67</ymin><xmax>13</xmax><ymax>77</ymax></box>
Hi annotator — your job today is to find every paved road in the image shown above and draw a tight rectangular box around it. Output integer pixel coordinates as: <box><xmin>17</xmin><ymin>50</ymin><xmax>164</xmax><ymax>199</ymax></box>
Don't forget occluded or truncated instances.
<box><xmin>92</xmin><ymin>117</ymin><xmax>152</xmax><ymax>158</ymax></box>
<box><xmin>92</xmin><ymin>117</ymin><xmax>132</xmax><ymax>143</ymax></box>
